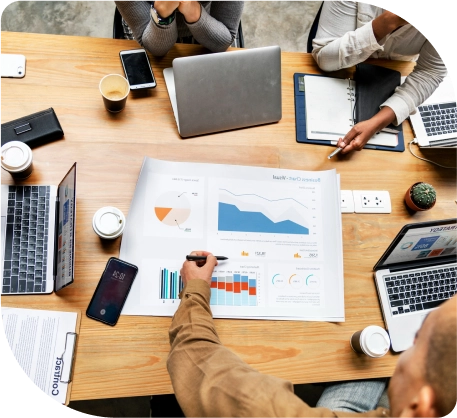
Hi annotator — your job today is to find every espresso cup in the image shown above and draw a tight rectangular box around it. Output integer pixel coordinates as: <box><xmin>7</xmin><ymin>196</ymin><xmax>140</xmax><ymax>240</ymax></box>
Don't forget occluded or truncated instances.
<box><xmin>92</xmin><ymin>206</ymin><xmax>126</xmax><ymax>239</ymax></box>
<box><xmin>99</xmin><ymin>74</ymin><xmax>130</xmax><ymax>113</ymax></box>
<box><xmin>1</xmin><ymin>141</ymin><xmax>34</xmax><ymax>179</ymax></box>
<box><xmin>350</xmin><ymin>325</ymin><xmax>390</xmax><ymax>358</ymax></box>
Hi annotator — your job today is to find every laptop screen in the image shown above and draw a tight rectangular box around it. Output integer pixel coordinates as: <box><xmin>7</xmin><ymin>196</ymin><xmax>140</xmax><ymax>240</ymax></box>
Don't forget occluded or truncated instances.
<box><xmin>374</xmin><ymin>219</ymin><xmax>457</xmax><ymax>270</ymax></box>
<box><xmin>55</xmin><ymin>163</ymin><xmax>77</xmax><ymax>291</ymax></box>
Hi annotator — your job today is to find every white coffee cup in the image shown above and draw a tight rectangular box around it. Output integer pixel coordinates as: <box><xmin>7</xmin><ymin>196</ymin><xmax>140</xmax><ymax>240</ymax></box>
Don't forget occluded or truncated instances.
<box><xmin>350</xmin><ymin>325</ymin><xmax>391</xmax><ymax>358</ymax></box>
<box><xmin>1</xmin><ymin>141</ymin><xmax>34</xmax><ymax>179</ymax></box>
<box><xmin>92</xmin><ymin>206</ymin><xmax>126</xmax><ymax>239</ymax></box>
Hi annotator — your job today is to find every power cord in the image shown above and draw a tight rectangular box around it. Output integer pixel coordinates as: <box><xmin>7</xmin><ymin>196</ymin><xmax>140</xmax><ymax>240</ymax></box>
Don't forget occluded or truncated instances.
<box><xmin>408</xmin><ymin>139</ymin><xmax>457</xmax><ymax>169</ymax></box>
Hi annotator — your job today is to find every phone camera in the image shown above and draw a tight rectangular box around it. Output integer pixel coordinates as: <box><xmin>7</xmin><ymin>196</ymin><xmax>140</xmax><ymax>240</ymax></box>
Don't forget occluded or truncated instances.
<box><xmin>17</xmin><ymin>66</ymin><xmax>24</xmax><ymax>75</ymax></box>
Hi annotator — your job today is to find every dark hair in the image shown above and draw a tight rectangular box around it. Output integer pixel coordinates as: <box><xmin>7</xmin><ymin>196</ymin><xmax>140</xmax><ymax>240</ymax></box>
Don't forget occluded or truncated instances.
<box><xmin>424</xmin><ymin>310</ymin><xmax>457</xmax><ymax>415</ymax></box>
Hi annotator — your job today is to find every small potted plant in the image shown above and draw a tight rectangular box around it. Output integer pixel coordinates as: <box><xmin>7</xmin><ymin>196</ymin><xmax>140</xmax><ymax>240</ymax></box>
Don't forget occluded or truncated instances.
<box><xmin>404</xmin><ymin>182</ymin><xmax>437</xmax><ymax>211</ymax></box>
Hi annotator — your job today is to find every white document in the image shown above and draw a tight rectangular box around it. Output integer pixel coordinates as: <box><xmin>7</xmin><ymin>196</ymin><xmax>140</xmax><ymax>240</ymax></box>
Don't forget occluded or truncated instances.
<box><xmin>120</xmin><ymin>158</ymin><xmax>344</xmax><ymax>322</ymax></box>
<box><xmin>1</xmin><ymin>308</ymin><xmax>78</xmax><ymax>404</ymax></box>
<box><xmin>304</xmin><ymin>75</ymin><xmax>398</xmax><ymax>147</ymax></box>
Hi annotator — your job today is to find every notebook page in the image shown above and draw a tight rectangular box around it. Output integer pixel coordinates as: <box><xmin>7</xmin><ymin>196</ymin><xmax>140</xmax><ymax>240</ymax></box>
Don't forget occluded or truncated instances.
<box><xmin>305</xmin><ymin>76</ymin><xmax>352</xmax><ymax>141</ymax></box>
<box><xmin>305</xmin><ymin>75</ymin><xmax>398</xmax><ymax>147</ymax></box>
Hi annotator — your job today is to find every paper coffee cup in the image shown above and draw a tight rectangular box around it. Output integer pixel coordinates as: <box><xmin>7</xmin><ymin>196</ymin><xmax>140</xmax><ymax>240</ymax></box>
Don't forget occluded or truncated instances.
<box><xmin>1</xmin><ymin>141</ymin><xmax>33</xmax><ymax>179</ymax></box>
<box><xmin>92</xmin><ymin>206</ymin><xmax>126</xmax><ymax>239</ymax></box>
<box><xmin>350</xmin><ymin>325</ymin><xmax>390</xmax><ymax>358</ymax></box>
<box><xmin>99</xmin><ymin>74</ymin><xmax>130</xmax><ymax>113</ymax></box>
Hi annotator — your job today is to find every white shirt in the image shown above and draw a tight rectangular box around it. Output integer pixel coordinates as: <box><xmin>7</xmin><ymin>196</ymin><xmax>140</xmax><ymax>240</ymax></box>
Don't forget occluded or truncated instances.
<box><xmin>312</xmin><ymin>1</ymin><xmax>447</xmax><ymax>125</ymax></box>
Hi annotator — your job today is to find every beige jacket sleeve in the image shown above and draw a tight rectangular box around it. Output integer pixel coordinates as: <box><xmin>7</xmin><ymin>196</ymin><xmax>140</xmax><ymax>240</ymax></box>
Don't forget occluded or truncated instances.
<box><xmin>167</xmin><ymin>279</ymin><xmax>389</xmax><ymax>418</ymax></box>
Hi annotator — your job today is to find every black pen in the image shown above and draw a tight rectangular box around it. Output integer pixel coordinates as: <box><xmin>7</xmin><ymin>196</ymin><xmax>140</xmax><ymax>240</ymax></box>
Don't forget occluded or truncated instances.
<box><xmin>186</xmin><ymin>255</ymin><xmax>228</xmax><ymax>261</ymax></box>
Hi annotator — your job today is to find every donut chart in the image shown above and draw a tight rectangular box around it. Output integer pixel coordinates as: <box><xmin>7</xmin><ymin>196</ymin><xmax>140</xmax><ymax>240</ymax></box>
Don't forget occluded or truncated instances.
<box><xmin>154</xmin><ymin>191</ymin><xmax>191</xmax><ymax>226</ymax></box>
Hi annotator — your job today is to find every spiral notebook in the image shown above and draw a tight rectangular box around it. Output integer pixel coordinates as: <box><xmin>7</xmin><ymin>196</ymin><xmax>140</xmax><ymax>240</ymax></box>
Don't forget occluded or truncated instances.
<box><xmin>303</xmin><ymin>74</ymin><xmax>398</xmax><ymax>147</ymax></box>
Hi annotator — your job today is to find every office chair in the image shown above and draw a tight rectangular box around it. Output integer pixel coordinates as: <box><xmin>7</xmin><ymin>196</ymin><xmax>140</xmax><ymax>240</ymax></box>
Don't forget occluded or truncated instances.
<box><xmin>113</xmin><ymin>7</ymin><xmax>244</xmax><ymax>48</ymax></box>
<box><xmin>306</xmin><ymin>2</ymin><xmax>323</xmax><ymax>53</ymax></box>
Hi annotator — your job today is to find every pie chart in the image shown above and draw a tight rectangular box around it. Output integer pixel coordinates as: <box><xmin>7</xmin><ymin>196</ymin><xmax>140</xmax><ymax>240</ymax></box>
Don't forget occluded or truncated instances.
<box><xmin>154</xmin><ymin>191</ymin><xmax>191</xmax><ymax>226</ymax></box>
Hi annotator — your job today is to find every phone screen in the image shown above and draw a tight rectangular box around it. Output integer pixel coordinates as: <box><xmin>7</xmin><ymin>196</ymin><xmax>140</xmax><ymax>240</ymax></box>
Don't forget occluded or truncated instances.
<box><xmin>86</xmin><ymin>258</ymin><xmax>138</xmax><ymax>326</ymax></box>
<box><xmin>121</xmin><ymin>51</ymin><xmax>156</xmax><ymax>87</ymax></box>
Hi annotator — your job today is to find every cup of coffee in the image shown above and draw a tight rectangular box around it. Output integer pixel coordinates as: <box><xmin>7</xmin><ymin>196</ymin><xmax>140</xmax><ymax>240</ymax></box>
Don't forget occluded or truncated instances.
<box><xmin>350</xmin><ymin>325</ymin><xmax>390</xmax><ymax>358</ymax></box>
<box><xmin>99</xmin><ymin>74</ymin><xmax>130</xmax><ymax>113</ymax></box>
<box><xmin>1</xmin><ymin>141</ymin><xmax>34</xmax><ymax>179</ymax></box>
<box><xmin>93</xmin><ymin>206</ymin><xmax>126</xmax><ymax>239</ymax></box>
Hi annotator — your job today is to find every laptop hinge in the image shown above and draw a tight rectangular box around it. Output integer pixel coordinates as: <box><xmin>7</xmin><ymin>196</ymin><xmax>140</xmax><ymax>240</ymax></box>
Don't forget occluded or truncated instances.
<box><xmin>387</xmin><ymin>258</ymin><xmax>455</xmax><ymax>273</ymax></box>
<box><xmin>53</xmin><ymin>197</ymin><xmax>59</xmax><ymax>282</ymax></box>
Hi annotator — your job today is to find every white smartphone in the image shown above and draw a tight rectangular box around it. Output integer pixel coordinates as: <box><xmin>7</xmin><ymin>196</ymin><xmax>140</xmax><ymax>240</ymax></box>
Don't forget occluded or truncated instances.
<box><xmin>1</xmin><ymin>54</ymin><xmax>26</xmax><ymax>78</ymax></box>
<box><xmin>119</xmin><ymin>49</ymin><xmax>156</xmax><ymax>90</ymax></box>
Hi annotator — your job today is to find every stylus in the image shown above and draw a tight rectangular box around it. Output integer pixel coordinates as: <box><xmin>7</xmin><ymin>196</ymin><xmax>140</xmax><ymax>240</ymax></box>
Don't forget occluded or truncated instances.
<box><xmin>186</xmin><ymin>255</ymin><xmax>228</xmax><ymax>261</ymax></box>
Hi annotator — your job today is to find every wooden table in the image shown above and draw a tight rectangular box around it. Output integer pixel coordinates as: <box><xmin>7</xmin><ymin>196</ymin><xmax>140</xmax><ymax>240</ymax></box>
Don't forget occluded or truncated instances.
<box><xmin>2</xmin><ymin>32</ymin><xmax>456</xmax><ymax>401</ymax></box>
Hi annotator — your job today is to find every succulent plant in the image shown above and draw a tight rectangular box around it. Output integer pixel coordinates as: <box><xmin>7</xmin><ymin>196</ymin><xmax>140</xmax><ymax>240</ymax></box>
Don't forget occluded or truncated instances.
<box><xmin>410</xmin><ymin>182</ymin><xmax>436</xmax><ymax>210</ymax></box>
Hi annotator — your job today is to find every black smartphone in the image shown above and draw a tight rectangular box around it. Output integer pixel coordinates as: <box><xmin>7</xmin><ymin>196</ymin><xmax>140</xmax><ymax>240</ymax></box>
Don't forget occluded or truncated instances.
<box><xmin>86</xmin><ymin>257</ymin><xmax>138</xmax><ymax>326</ymax></box>
<box><xmin>119</xmin><ymin>48</ymin><xmax>157</xmax><ymax>89</ymax></box>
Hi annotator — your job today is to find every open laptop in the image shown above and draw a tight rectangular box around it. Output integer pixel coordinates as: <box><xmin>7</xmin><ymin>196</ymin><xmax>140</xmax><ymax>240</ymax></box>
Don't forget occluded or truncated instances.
<box><xmin>163</xmin><ymin>46</ymin><xmax>282</xmax><ymax>138</ymax></box>
<box><xmin>373</xmin><ymin>219</ymin><xmax>457</xmax><ymax>352</ymax></box>
<box><xmin>410</xmin><ymin>76</ymin><xmax>457</xmax><ymax>148</ymax></box>
<box><xmin>1</xmin><ymin>163</ymin><xmax>77</xmax><ymax>294</ymax></box>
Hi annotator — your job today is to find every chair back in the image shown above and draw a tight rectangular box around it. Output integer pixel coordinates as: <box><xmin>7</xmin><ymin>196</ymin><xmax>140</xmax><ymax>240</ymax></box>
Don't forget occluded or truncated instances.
<box><xmin>307</xmin><ymin>2</ymin><xmax>323</xmax><ymax>53</ymax></box>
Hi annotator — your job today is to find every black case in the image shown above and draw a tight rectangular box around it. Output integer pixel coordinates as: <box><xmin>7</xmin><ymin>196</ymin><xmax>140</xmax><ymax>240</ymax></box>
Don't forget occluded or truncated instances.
<box><xmin>1</xmin><ymin>108</ymin><xmax>64</xmax><ymax>147</ymax></box>
<box><xmin>354</xmin><ymin>63</ymin><xmax>402</xmax><ymax>132</ymax></box>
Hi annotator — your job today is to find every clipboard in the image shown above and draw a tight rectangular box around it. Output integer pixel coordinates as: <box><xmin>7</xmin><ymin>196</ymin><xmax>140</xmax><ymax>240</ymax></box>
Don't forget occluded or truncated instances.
<box><xmin>294</xmin><ymin>72</ymin><xmax>405</xmax><ymax>152</ymax></box>
<box><xmin>1</xmin><ymin>305</ymin><xmax>81</xmax><ymax>405</ymax></box>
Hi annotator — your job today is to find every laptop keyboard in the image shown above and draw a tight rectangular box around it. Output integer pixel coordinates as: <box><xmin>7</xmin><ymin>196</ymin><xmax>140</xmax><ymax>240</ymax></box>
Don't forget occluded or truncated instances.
<box><xmin>3</xmin><ymin>186</ymin><xmax>50</xmax><ymax>294</ymax></box>
<box><xmin>418</xmin><ymin>102</ymin><xmax>457</xmax><ymax>136</ymax></box>
<box><xmin>384</xmin><ymin>265</ymin><xmax>456</xmax><ymax>315</ymax></box>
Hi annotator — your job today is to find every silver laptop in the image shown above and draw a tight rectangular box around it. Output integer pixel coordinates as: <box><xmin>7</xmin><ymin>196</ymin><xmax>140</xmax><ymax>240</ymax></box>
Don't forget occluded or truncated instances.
<box><xmin>410</xmin><ymin>76</ymin><xmax>457</xmax><ymax>148</ymax></box>
<box><xmin>1</xmin><ymin>163</ymin><xmax>77</xmax><ymax>294</ymax></box>
<box><xmin>163</xmin><ymin>46</ymin><xmax>282</xmax><ymax>138</ymax></box>
<box><xmin>373</xmin><ymin>219</ymin><xmax>457</xmax><ymax>352</ymax></box>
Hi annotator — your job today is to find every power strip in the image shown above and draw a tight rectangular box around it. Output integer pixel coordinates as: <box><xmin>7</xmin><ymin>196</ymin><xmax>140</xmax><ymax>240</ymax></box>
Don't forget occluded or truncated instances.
<box><xmin>340</xmin><ymin>190</ymin><xmax>391</xmax><ymax>214</ymax></box>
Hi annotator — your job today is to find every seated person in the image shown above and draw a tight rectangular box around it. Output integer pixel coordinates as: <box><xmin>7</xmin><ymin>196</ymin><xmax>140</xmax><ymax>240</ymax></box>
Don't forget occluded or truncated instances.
<box><xmin>311</xmin><ymin>1</ymin><xmax>447</xmax><ymax>154</ymax></box>
<box><xmin>167</xmin><ymin>251</ymin><xmax>456</xmax><ymax>417</ymax></box>
<box><xmin>115</xmin><ymin>1</ymin><xmax>244</xmax><ymax>56</ymax></box>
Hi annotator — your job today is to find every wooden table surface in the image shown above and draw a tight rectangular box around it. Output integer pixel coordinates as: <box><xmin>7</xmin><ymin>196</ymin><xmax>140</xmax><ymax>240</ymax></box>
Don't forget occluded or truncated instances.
<box><xmin>2</xmin><ymin>32</ymin><xmax>456</xmax><ymax>401</ymax></box>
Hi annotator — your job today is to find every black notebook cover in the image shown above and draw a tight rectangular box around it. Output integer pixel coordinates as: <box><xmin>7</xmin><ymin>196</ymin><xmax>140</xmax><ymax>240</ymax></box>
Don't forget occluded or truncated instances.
<box><xmin>355</xmin><ymin>63</ymin><xmax>402</xmax><ymax>133</ymax></box>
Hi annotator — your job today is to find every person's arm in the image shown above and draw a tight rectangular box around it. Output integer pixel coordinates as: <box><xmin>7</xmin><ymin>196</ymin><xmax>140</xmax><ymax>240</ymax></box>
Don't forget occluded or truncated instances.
<box><xmin>380</xmin><ymin>40</ymin><xmax>447</xmax><ymax>126</ymax></box>
<box><xmin>115</xmin><ymin>1</ymin><xmax>179</xmax><ymax>56</ymax></box>
<box><xmin>167</xmin><ymin>252</ymin><xmax>326</xmax><ymax>417</ymax></box>
<box><xmin>312</xmin><ymin>2</ymin><xmax>406</xmax><ymax>72</ymax></box>
<box><xmin>178</xmin><ymin>1</ymin><xmax>244</xmax><ymax>52</ymax></box>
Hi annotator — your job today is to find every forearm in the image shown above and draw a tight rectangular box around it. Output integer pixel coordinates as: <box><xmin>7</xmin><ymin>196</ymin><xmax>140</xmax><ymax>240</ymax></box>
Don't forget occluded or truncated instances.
<box><xmin>167</xmin><ymin>280</ymin><xmax>317</xmax><ymax>417</ymax></box>
<box><xmin>381</xmin><ymin>41</ymin><xmax>447</xmax><ymax>124</ymax></box>
<box><xmin>186</xmin><ymin>1</ymin><xmax>243</xmax><ymax>52</ymax></box>
<box><xmin>115</xmin><ymin>1</ymin><xmax>177</xmax><ymax>56</ymax></box>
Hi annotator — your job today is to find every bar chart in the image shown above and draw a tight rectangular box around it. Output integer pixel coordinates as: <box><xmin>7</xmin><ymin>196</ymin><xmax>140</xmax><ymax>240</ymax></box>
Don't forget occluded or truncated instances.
<box><xmin>159</xmin><ymin>267</ymin><xmax>183</xmax><ymax>300</ymax></box>
<box><xmin>210</xmin><ymin>273</ymin><xmax>257</xmax><ymax>306</ymax></box>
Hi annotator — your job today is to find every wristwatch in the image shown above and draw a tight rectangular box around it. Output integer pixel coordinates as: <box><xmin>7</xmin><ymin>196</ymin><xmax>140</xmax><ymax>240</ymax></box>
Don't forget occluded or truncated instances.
<box><xmin>150</xmin><ymin>5</ymin><xmax>176</xmax><ymax>26</ymax></box>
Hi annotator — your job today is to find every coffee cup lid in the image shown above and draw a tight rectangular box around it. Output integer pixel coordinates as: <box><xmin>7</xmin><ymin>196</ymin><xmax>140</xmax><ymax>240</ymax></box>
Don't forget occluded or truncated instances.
<box><xmin>92</xmin><ymin>206</ymin><xmax>125</xmax><ymax>239</ymax></box>
<box><xmin>1</xmin><ymin>141</ymin><xmax>33</xmax><ymax>172</ymax></box>
<box><xmin>361</xmin><ymin>326</ymin><xmax>391</xmax><ymax>357</ymax></box>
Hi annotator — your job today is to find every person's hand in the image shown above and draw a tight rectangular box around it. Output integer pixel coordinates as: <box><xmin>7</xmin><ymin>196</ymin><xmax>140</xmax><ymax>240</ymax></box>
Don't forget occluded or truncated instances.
<box><xmin>180</xmin><ymin>251</ymin><xmax>218</xmax><ymax>286</ymax></box>
<box><xmin>178</xmin><ymin>1</ymin><xmax>201</xmax><ymax>23</ymax></box>
<box><xmin>337</xmin><ymin>106</ymin><xmax>397</xmax><ymax>154</ymax></box>
<box><xmin>372</xmin><ymin>11</ymin><xmax>409</xmax><ymax>42</ymax></box>
<box><xmin>154</xmin><ymin>1</ymin><xmax>180</xmax><ymax>18</ymax></box>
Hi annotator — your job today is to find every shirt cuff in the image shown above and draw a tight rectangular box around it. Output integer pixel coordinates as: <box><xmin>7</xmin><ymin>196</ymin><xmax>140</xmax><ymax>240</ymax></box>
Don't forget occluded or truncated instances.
<box><xmin>381</xmin><ymin>95</ymin><xmax>411</xmax><ymax>125</ymax></box>
<box><xmin>179</xmin><ymin>279</ymin><xmax>211</xmax><ymax>302</ymax></box>
<box><xmin>360</xmin><ymin>21</ymin><xmax>384</xmax><ymax>52</ymax></box>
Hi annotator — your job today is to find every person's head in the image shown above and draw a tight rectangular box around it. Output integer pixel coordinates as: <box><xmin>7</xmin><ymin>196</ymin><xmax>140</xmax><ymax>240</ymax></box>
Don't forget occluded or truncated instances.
<box><xmin>388</xmin><ymin>296</ymin><xmax>457</xmax><ymax>417</ymax></box>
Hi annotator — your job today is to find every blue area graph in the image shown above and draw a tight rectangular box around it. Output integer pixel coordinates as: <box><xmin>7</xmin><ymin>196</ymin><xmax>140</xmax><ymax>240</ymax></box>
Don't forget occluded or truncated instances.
<box><xmin>218</xmin><ymin>202</ymin><xmax>309</xmax><ymax>235</ymax></box>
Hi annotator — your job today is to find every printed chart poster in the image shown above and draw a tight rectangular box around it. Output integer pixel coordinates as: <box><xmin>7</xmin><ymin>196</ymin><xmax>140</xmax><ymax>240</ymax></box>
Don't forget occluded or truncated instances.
<box><xmin>121</xmin><ymin>157</ymin><xmax>344</xmax><ymax>321</ymax></box>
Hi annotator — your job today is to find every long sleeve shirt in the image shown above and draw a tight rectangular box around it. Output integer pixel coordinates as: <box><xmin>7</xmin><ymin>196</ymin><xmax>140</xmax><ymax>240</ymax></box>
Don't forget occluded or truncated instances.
<box><xmin>115</xmin><ymin>1</ymin><xmax>244</xmax><ymax>56</ymax></box>
<box><xmin>167</xmin><ymin>279</ymin><xmax>390</xmax><ymax>417</ymax></box>
<box><xmin>311</xmin><ymin>1</ymin><xmax>447</xmax><ymax>125</ymax></box>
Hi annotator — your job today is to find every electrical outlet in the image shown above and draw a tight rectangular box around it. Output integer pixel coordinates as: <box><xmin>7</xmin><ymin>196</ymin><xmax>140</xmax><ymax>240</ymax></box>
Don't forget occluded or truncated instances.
<box><xmin>340</xmin><ymin>190</ymin><xmax>354</xmax><ymax>213</ymax></box>
<box><xmin>353</xmin><ymin>190</ymin><xmax>391</xmax><ymax>213</ymax></box>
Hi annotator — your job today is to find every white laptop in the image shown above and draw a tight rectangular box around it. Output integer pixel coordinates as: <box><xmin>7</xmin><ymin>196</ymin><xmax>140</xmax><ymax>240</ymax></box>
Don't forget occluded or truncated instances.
<box><xmin>1</xmin><ymin>163</ymin><xmax>77</xmax><ymax>294</ymax></box>
<box><xmin>373</xmin><ymin>219</ymin><xmax>457</xmax><ymax>352</ymax></box>
<box><xmin>163</xmin><ymin>46</ymin><xmax>282</xmax><ymax>138</ymax></box>
<box><xmin>409</xmin><ymin>76</ymin><xmax>457</xmax><ymax>148</ymax></box>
